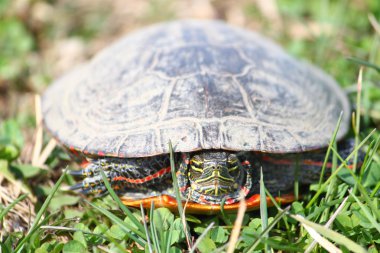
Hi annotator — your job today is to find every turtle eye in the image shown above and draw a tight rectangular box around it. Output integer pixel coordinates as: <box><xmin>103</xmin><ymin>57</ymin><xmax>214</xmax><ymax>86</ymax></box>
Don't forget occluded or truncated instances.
<box><xmin>189</xmin><ymin>155</ymin><xmax>203</xmax><ymax>180</ymax></box>
<box><xmin>227</xmin><ymin>154</ymin><xmax>239</xmax><ymax>178</ymax></box>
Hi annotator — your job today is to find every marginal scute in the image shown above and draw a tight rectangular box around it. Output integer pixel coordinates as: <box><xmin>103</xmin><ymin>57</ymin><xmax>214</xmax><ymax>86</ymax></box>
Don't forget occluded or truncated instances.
<box><xmin>118</xmin><ymin>131</ymin><xmax>155</xmax><ymax>157</ymax></box>
<box><xmin>159</xmin><ymin>122</ymin><xmax>199</xmax><ymax>153</ymax></box>
<box><xmin>201</xmin><ymin>121</ymin><xmax>222</xmax><ymax>149</ymax></box>
<box><xmin>42</xmin><ymin>20</ymin><xmax>350</xmax><ymax>157</ymax></box>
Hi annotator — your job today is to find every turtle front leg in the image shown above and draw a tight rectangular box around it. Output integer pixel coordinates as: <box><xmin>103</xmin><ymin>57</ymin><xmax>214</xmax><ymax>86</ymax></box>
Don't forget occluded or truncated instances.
<box><xmin>69</xmin><ymin>156</ymin><xmax>172</xmax><ymax>196</ymax></box>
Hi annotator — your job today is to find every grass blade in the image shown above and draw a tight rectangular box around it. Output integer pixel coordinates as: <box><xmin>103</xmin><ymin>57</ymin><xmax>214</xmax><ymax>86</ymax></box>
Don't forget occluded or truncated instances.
<box><xmin>227</xmin><ymin>194</ymin><xmax>246</xmax><ymax>253</ymax></box>
<box><xmin>302</xmin><ymin>223</ymin><xmax>342</xmax><ymax>253</ymax></box>
<box><xmin>245</xmin><ymin>206</ymin><xmax>290</xmax><ymax>253</ymax></box>
<box><xmin>306</xmin><ymin>128</ymin><xmax>376</xmax><ymax>208</ymax></box>
<box><xmin>318</xmin><ymin>112</ymin><xmax>343</xmax><ymax>187</ymax></box>
<box><xmin>290</xmin><ymin>214</ymin><xmax>367</xmax><ymax>253</ymax></box>
<box><xmin>84</xmin><ymin>199</ymin><xmax>146</xmax><ymax>246</ymax></box>
<box><xmin>349</xmin><ymin>190</ymin><xmax>380</xmax><ymax>233</ymax></box>
<box><xmin>166</xmin><ymin>218</ymin><xmax>174</xmax><ymax>253</ymax></box>
<box><xmin>99</xmin><ymin>169</ymin><xmax>146</xmax><ymax>233</ymax></box>
<box><xmin>169</xmin><ymin>141</ymin><xmax>193</xmax><ymax>249</ymax></box>
<box><xmin>347</xmin><ymin>57</ymin><xmax>380</xmax><ymax>72</ymax></box>
<box><xmin>14</xmin><ymin>169</ymin><xmax>67</xmax><ymax>252</ymax></box>
<box><xmin>140</xmin><ymin>203</ymin><xmax>153</xmax><ymax>253</ymax></box>
<box><xmin>305</xmin><ymin>196</ymin><xmax>349</xmax><ymax>253</ymax></box>
<box><xmin>259</xmin><ymin>168</ymin><xmax>269</xmax><ymax>252</ymax></box>
<box><xmin>0</xmin><ymin>194</ymin><xmax>28</xmax><ymax>221</ymax></box>
<box><xmin>352</xmin><ymin>68</ymin><xmax>363</xmax><ymax>176</ymax></box>
<box><xmin>330</xmin><ymin>147</ymin><xmax>380</xmax><ymax>220</ymax></box>
<box><xmin>219</xmin><ymin>198</ymin><xmax>233</xmax><ymax>226</ymax></box>
<box><xmin>190</xmin><ymin>222</ymin><xmax>214</xmax><ymax>253</ymax></box>
<box><xmin>149</xmin><ymin>201</ymin><xmax>161</xmax><ymax>253</ymax></box>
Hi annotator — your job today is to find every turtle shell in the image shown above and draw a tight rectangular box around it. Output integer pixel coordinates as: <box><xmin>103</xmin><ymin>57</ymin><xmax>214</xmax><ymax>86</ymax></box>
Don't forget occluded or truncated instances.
<box><xmin>42</xmin><ymin>19</ymin><xmax>350</xmax><ymax>158</ymax></box>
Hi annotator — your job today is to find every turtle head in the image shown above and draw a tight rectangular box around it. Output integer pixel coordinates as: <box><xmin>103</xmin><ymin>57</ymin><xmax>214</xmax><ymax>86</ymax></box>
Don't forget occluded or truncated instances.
<box><xmin>179</xmin><ymin>151</ymin><xmax>252</xmax><ymax>204</ymax></box>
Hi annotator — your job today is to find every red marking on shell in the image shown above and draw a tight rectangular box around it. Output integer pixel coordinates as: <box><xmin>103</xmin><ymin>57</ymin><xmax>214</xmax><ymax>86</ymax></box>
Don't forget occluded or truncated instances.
<box><xmin>262</xmin><ymin>155</ymin><xmax>337</xmax><ymax>168</ymax></box>
<box><xmin>198</xmin><ymin>195</ymin><xmax>209</xmax><ymax>204</ymax></box>
<box><xmin>241</xmin><ymin>186</ymin><xmax>249</xmax><ymax>195</ymax></box>
<box><xmin>225</xmin><ymin>198</ymin><xmax>235</xmax><ymax>205</ymax></box>
<box><xmin>182</xmin><ymin>154</ymin><xmax>189</xmax><ymax>164</ymax></box>
<box><xmin>69</xmin><ymin>146</ymin><xmax>79</xmax><ymax>155</ymax></box>
<box><xmin>303</xmin><ymin>159</ymin><xmax>327</xmax><ymax>167</ymax></box>
<box><xmin>112</xmin><ymin>166</ymin><xmax>171</xmax><ymax>184</ymax></box>
<box><xmin>80</xmin><ymin>160</ymin><xmax>90</xmax><ymax>168</ymax></box>
<box><xmin>241</xmin><ymin>160</ymin><xmax>251</xmax><ymax>165</ymax></box>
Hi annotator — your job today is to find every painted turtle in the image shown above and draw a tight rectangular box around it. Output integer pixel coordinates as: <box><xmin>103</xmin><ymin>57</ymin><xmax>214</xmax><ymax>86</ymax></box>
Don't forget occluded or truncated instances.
<box><xmin>42</xmin><ymin>20</ymin><xmax>351</xmax><ymax>213</ymax></box>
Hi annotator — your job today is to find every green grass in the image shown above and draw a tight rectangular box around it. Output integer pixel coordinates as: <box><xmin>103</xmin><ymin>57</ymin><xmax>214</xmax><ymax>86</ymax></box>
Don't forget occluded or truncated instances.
<box><xmin>0</xmin><ymin>0</ymin><xmax>380</xmax><ymax>252</ymax></box>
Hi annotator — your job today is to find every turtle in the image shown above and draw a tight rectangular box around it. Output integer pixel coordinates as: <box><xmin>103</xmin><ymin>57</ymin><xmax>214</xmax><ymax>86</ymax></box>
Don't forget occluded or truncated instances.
<box><xmin>42</xmin><ymin>19</ymin><xmax>352</xmax><ymax>214</ymax></box>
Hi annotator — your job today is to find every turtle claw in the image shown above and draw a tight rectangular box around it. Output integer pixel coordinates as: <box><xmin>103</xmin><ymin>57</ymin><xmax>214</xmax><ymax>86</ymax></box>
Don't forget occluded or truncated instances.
<box><xmin>70</xmin><ymin>159</ymin><xmax>115</xmax><ymax>179</ymax></box>
<box><xmin>69</xmin><ymin>180</ymin><xmax>108</xmax><ymax>195</ymax></box>
<box><xmin>68</xmin><ymin>167</ymin><xmax>114</xmax><ymax>196</ymax></box>
<box><xmin>68</xmin><ymin>170</ymin><xmax>86</xmax><ymax>177</ymax></box>
<box><xmin>69</xmin><ymin>182</ymin><xmax>85</xmax><ymax>191</ymax></box>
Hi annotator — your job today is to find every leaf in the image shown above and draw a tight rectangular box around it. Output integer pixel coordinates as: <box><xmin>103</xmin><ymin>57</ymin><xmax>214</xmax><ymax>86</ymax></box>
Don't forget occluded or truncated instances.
<box><xmin>49</xmin><ymin>194</ymin><xmax>80</xmax><ymax>211</ymax></box>
<box><xmin>153</xmin><ymin>207</ymin><xmax>174</xmax><ymax>231</ymax></box>
<box><xmin>209</xmin><ymin>226</ymin><xmax>228</xmax><ymax>244</ymax></box>
<box><xmin>0</xmin><ymin>18</ymin><xmax>34</xmax><ymax>80</ymax></box>
<box><xmin>197</xmin><ymin>237</ymin><xmax>216</xmax><ymax>253</ymax></box>
<box><xmin>0</xmin><ymin>160</ymin><xmax>33</xmax><ymax>197</ymax></box>
<box><xmin>11</xmin><ymin>164</ymin><xmax>42</xmax><ymax>178</ymax></box>
<box><xmin>52</xmin><ymin>243</ymin><xmax>64</xmax><ymax>253</ymax></box>
<box><xmin>73</xmin><ymin>231</ymin><xmax>87</xmax><ymax>249</ymax></box>
<box><xmin>169</xmin><ymin>246</ymin><xmax>182</xmax><ymax>253</ymax></box>
<box><xmin>35</xmin><ymin>246</ymin><xmax>49</xmax><ymax>253</ymax></box>
<box><xmin>170</xmin><ymin>218</ymin><xmax>185</xmax><ymax>244</ymax></box>
<box><xmin>0</xmin><ymin>120</ymin><xmax>24</xmax><ymax>148</ymax></box>
<box><xmin>362</xmin><ymin>162</ymin><xmax>380</xmax><ymax>187</ymax></box>
<box><xmin>291</xmin><ymin>201</ymin><xmax>305</xmax><ymax>216</ymax></box>
<box><xmin>74</xmin><ymin>223</ymin><xmax>91</xmax><ymax>233</ymax></box>
<box><xmin>92</xmin><ymin>224</ymin><xmax>108</xmax><ymax>244</ymax></box>
<box><xmin>335</xmin><ymin>214</ymin><xmax>353</xmax><ymax>230</ymax></box>
<box><xmin>123</xmin><ymin>212</ymin><xmax>141</xmax><ymax>230</ymax></box>
<box><xmin>63</xmin><ymin>209</ymin><xmax>84</xmax><ymax>219</ymax></box>
<box><xmin>248</xmin><ymin>218</ymin><xmax>262</xmax><ymax>230</ymax></box>
<box><xmin>337</xmin><ymin>168</ymin><xmax>356</xmax><ymax>185</ymax></box>
<box><xmin>169</xmin><ymin>230</ymin><xmax>182</xmax><ymax>245</ymax></box>
<box><xmin>0</xmin><ymin>144</ymin><xmax>19</xmax><ymax>161</ymax></box>
<box><xmin>29</xmin><ymin>240</ymin><xmax>61</xmax><ymax>253</ymax></box>
<box><xmin>0</xmin><ymin>120</ymin><xmax>24</xmax><ymax>161</ymax></box>
<box><xmin>108</xmin><ymin>225</ymin><xmax>126</xmax><ymax>240</ymax></box>
<box><xmin>62</xmin><ymin>240</ymin><xmax>87</xmax><ymax>253</ymax></box>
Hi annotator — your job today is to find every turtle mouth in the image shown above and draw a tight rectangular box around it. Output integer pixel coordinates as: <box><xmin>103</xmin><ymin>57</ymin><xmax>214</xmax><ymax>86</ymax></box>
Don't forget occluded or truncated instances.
<box><xmin>189</xmin><ymin>187</ymin><xmax>243</xmax><ymax>205</ymax></box>
<box><xmin>187</xmin><ymin>171</ymin><xmax>251</xmax><ymax>205</ymax></box>
<box><xmin>191</xmin><ymin>176</ymin><xmax>239</xmax><ymax>197</ymax></box>
<box><xmin>194</xmin><ymin>184</ymin><xmax>238</xmax><ymax>197</ymax></box>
